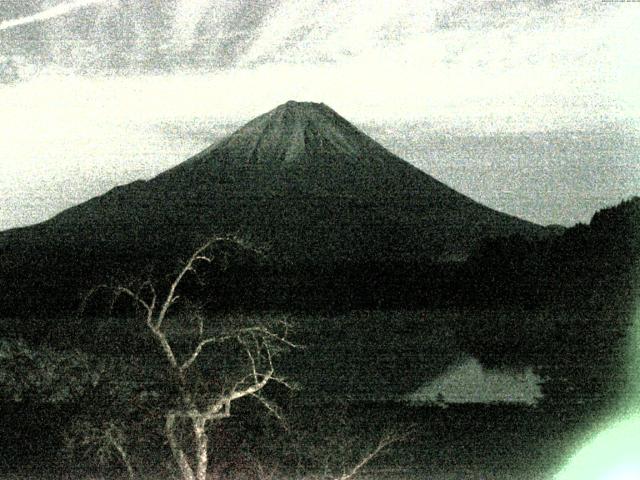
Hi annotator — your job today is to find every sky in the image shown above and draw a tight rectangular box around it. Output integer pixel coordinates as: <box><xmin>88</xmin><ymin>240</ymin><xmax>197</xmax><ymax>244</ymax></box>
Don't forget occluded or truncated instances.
<box><xmin>0</xmin><ymin>0</ymin><xmax>639</xmax><ymax>230</ymax></box>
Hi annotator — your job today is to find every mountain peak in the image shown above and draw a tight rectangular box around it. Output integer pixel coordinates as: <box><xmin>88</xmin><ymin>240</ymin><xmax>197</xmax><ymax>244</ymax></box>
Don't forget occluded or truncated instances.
<box><xmin>266</xmin><ymin>99</ymin><xmax>340</xmax><ymax>125</ymax></box>
<box><xmin>274</xmin><ymin>100</ymin><xmax>328</xmax><ymax>112</ymax></box>
<box><xmin>263</xmin><ymin>100</ymin><xmax>336</xmax><ymax>129</ymax></box>
<box><xmin>210</xmin><ymin>100</ymin><xmax>366</xmax><ymax>167</ymax></box>
<box><xmin>0</xmin><ymin>102</ymin><xmax>545</xmax><ymax>294</ymax></box>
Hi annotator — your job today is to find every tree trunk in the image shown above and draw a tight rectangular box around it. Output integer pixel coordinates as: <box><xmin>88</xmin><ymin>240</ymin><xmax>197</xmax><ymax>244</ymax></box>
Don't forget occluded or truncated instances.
<box><xmin>166</xmin><ymin>413</ymin><xmax>196</xmax><ymax>480</ymax></box>
<box><xmin>194</xmin><ymin>416</ymin><xmax>209</xmax><ymax>480</ymax></box>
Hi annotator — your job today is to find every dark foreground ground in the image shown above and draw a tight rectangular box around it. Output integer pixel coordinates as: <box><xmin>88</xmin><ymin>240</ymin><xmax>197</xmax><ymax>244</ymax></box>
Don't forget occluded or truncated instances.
<box><xmin>0</xmin><ymin>400</ymin><xmax>604</xmax><ymax>480</ymax></box>
<box><xmin>282</xmin><ymin>401</ymin><xmax>601</xmax><ymax>480</ymax></box>
<box><xmin>0</xmin><ymin>304</ymin><xmax>627</xmax><ymax>479</ymax></box>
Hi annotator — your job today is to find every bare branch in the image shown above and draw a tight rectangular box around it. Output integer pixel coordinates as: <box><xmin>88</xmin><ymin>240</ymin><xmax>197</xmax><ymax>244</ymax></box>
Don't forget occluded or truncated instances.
<box><xmin>145</xmin><ymin>281</ymin><xmax>157</xmax><ymax>313</ymax></box>
<box><xmin>155</xmin><ymin>235</ymin><xmax>254</xmax><ymax>329</ymax></box>
<box><xmin>270</xmin><ymin>374</ymin><xmax>297</xmax><ymax>391</ymax></box>
<box><xmin>230</xmin><ymin>325</ymin><xmax>302</xmax><ymax>350</ymax></box>
<box><xmin>114</xmin><ymin>286</ymin><xmax>152</xmax><ymax>315</ymax></box>
<box><xmin>136</xmin><ymin>280</ymin><xmax>157</xmax><ymax>312</ymax></box>
<box><xmin>179</xmin><ymin>324</ymin><xmax>289</xmax><ymax>374</ymax></box>
<box><xmin>147</xmin><ymin>326</ymin><xmax>179</xmax><ymax>370</ymax></box>
<box><xmin>239</xmin><ymin>335</ymin><xmax>259</xmax><ymax>383</ymax></box>
<box><xmin>178</xmin><ymin>322</ymin><xmax>298</xmax><ymax>375</ymax></box>
<box><xmin>89</xmin><ymin>282</ymin><xmax>179</xmax><ymax>370</ymax></box>
<box><xmin>227</xmin><ymin>364</ymin><xmax>274</xmax><ymax>403</ymax></box>
<box><xmin>80</xmin><ymin>283</ymin><xmax>156</xmax><ymax>324</ymax></box>
<box><xmin>179</xmin><ymin>337</ymin><xmax>222</xmax><ymax>372</ymax></box>
<box><xmin>79</xmin><ymin>235</ymin><xmax>287</xmax><ymax>480</ymax></box>
<box><xmin>77</xmin><ymin>284</ymin><xmax>109</xmax><ymax>317</ymax></box>
<box><xmin>250</xmin><ymin>392</ymin><xmax>288</xmax><ymax>428</ymax></box>
<box><xmin>165</xmin><ymin>413</ymin><xmax>196</xmax><ymax>480</ymax></box>
<box><xmin>335</xmin><ymin>432</ymin><xmax>405</xmax><ymax>480</ymax></box>
<box><xmin>104</xmin><ymin>425</ymin><xmax>136</xmax><ymax>480</ymax></box>
<box><xmin>196</xmin><ymin>312</ymin><xmax>204</xmax><ymax>338</ymax></box>
<box><xmin>156</xmin><ymin>238</ymin><xmax>219</xmax><ymax>329</ymax></box>
<box><xmin>199</xmin><ymin>393</ymin><xmax>230</xmax><ymax>421</ymax></box>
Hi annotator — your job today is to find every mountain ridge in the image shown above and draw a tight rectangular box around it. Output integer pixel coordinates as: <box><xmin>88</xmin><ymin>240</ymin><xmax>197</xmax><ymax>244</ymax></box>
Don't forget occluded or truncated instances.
<box><xmin>156</xmin><ymin>100</ymin><xmax>453</xmax><ymax>198</ymax></box>
<box><xmin>0</xmin><ymin>100</ymin><xmax>555</xmax><ymax>317</ymax></box>
<box><xmin>1</xmin><ymin>101</ymin><xmax>547</xmax><ymax>267</ymax></box>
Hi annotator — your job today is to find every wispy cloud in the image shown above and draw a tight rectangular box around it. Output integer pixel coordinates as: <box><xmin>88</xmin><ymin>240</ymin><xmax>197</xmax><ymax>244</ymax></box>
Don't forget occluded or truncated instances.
<box><xmin>171</xmin><ymin>0</ymin><xmax>212</xmax><ymax>49</ymax></box>
<box><xmin>0</xmin><ymin>0</ymin><xmax>113</xmax><ymax>31</ymax></box>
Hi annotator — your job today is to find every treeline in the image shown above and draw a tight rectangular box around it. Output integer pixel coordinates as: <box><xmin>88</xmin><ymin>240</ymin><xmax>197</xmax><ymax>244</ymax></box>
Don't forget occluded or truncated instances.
<box><xmin>1</xmin><ymin>237</ymin><xmax>455</xmax><ymax>324</ymax></box>
<box><xmin>1</xmin><ymin>198</ymin><xmax>638</xmax><ymax>335</ymax></box>
<box><xmin>458</xmin><ymin>196</ymin><xmax>639</xmax><ymax>309</ymax></box>
<box><xmin>455</xmin><ymin>197</ymin><xmax>640</xmax><ymax>412</ymax></box>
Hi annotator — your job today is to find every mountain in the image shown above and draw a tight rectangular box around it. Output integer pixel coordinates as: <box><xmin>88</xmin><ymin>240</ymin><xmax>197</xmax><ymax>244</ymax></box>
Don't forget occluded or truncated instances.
<box><xmin>0</xmin><ymin>101</ymin><xmax>547</xmax><ymax>314</ymax></box>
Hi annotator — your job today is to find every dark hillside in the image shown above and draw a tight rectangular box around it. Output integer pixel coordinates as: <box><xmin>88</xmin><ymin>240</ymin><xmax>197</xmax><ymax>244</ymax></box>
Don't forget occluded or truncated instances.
<box><xmin>454</xmin><ymin>197</ymin><xmax>640</xmax><ymax>412</ymax></box>
<box><xmin>0</xmin><ymin>101</ymin><xmax>546</xmax><ymax>318</ymax></box>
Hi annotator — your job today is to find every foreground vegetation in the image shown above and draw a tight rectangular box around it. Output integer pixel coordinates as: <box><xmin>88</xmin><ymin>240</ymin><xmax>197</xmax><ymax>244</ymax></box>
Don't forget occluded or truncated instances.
<box><xmin>0</xmin><ymin>301</ymin><xmax>631</xmax><ymax>479</ymax></box>
<box><xmin>0</xmin><ymin>197</ymin><xmax>637</xmax><ymax>478</ymax></box>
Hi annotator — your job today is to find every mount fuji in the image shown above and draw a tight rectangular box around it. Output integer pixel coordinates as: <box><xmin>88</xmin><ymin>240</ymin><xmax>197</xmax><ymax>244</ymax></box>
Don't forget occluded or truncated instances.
<box><xmin>0</xmin><ymin>101</ymin><xmax>548</xmax><ymax>313</ymax></box>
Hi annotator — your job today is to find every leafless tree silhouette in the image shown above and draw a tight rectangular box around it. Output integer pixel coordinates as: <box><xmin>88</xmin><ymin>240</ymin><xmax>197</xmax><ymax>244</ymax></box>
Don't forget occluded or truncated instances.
<box><xmin>82</xmin><ymin>236</ymin><xmax>296</xmax><ymax>480</ymax></box>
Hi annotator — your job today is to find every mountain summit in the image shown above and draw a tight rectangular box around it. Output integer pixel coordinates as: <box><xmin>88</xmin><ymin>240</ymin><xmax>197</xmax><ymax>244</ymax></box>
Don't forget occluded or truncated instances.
<box><xmin>208</xmin><ymin>100</ymin><xmax>411</xmax><ymax>171</ymax></box>
<box><xmin>212</xmin><ymin>101</ymin><xmax>365</xmax><ymax>165</ymax></box>
<box><xmin>160</xmin><ymin>100</ymin><xmax>448</xmax><ymax>199</ymax></box>
<box><xmin>0</xmin><ymin>101</ymin><xmax>547</xmax><ymax>313</ymax></box>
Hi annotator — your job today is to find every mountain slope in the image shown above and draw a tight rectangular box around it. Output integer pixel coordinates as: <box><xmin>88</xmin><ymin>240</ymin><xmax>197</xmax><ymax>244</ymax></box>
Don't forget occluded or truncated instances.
<box><xmin>4</xmin><ymin>101</ymin><xmax>542</xmax><ymax>259</ymax></box>
<box><xmin>0</xmin><ymin>101</ymin><xmax>548</xmax><ymax>315</ymax></box>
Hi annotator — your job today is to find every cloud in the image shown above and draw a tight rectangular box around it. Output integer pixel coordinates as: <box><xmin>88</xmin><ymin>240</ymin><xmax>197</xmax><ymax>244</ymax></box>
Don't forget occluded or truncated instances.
<box><xmin>0</xmin><ymin>55</ymin><xmax>38</xmax><ymax>84</ymax></box>
<box><xmin>240</xmin><ymin>0</ymin><xmax>429</xmax><ymax>65</ymax></box>
<box><xmin>0</xmin><ymin>56</ymin><xmax>20</xmax><ymax>83</ymax></box>
<box><xmin>0</xmin><ymin>0</ymin><xmax>114</xmax><ymax>31</ymax></box>
<box><xmin>432</xmin><ymin>0</ymin><xmax>608</xmax><ymax>31</ymax></box>
<box><xmin>0</xmin><ymin>0</ymin><xmax>628</xmax><ymax>89</ymax></box>
<box><xmin>172</xmin><ymin>0</ymin><xmax>212</xmax><ymax>50</ymax></box>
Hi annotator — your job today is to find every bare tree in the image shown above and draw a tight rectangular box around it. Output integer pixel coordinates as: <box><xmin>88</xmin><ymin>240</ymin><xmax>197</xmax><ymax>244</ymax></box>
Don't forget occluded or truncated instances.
<box><xmin>64</xmin><ymin>419</ymin><xmax>137</xmax><ymax>480</ymax></box>
<box><xmin>84</xmin><ymin>236</ymin><xmax>296</xmax><ymax>480</ymax></box>
<box><xmin>225</xmin><ymin>427</ymin><xmax>405</xmax><ymax>480</ymax></box>
<box><xmin>275</xmin><ymin>405</ymin><xmax>408</xmax><ymax>480</ymax></box>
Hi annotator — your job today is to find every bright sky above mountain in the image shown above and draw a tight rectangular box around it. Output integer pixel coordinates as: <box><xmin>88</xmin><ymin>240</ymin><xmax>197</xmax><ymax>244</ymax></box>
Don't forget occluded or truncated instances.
<box><xmin>0</xmin><ymin>0</ymin><xmax>638</xmax><ymax>230</ymax></box>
